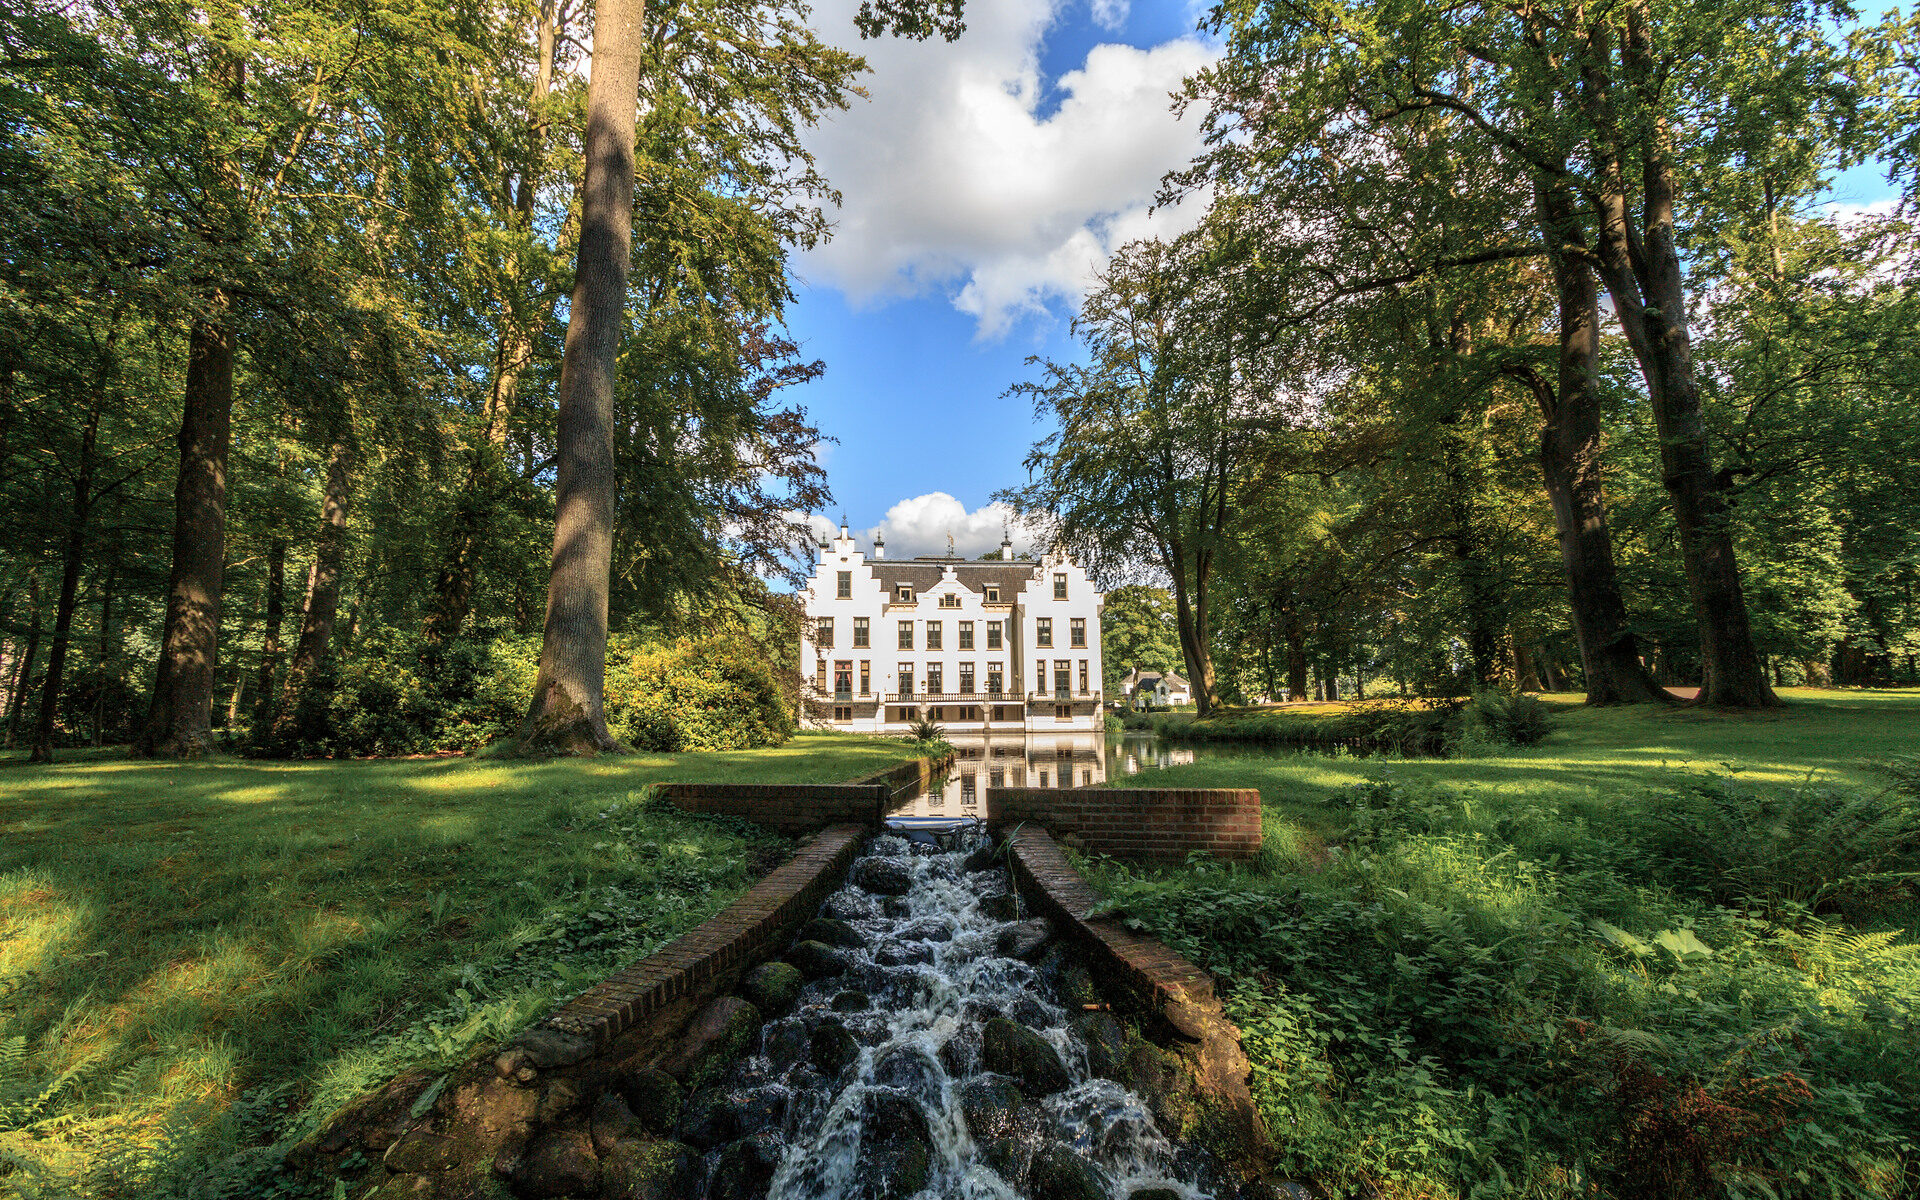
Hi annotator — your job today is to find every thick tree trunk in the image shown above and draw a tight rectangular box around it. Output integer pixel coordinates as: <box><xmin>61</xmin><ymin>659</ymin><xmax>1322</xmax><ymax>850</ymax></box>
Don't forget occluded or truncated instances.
<box><xmin>1585</xmin><ymin>18</ymin><xmax>1776</xmax><ymax>707</ymax></box>
<box><xmin>273</xmin><ymin>443</ymin><xmax>352</xmax><ymax>728</ymax></box>
<box><xmin>249</xmin><ymin>538</ymin><xmax>286</xmax><ymax>726</ymax></box>
<box><xmin>6</xmin><ymin>574</ymin><xmax>42</xmax><ymax>747</ymax></box>
<box><xmin>138</xmin><ymin>308</ymin><xmax>235</xmax><ymax>757</ymax></box>
<box><xmin>30</xmin><ymin>400</ymin><xmax>101</xmax><ymax>762</ymax></box>
<box><xmin>1528</xmin><ymin>176</ymin><xmax>1671</xmax><ymax>706</ymax></box>
<box><xmin>519</xmin><ymin>0</ymin><xmax>645</xmax><ymax>753</ymax></box>
<box><xmin>1285</xmin><ymin>613</ymin><xmax>1308</xmax><ymax>701</ymax></box>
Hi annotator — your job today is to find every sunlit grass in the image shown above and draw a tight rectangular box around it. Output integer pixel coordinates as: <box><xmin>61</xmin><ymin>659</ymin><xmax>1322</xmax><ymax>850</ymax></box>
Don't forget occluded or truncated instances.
<box><xmin>0</xmin><ymin>733</ymin><xmax>924</xmax><ymax>1196</ymax></box>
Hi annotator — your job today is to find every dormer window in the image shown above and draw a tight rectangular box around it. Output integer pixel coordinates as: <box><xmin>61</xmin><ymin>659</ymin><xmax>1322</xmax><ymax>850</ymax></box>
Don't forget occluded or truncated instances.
<box><xmin>1054</xmin><ymin>572</ymin><xmax>1068</xmax><ymax>600</ymax></box>
<box><xmin>939</xmin><ymin>593</ymin><xmax>961</xmax><ymax>608</ymax></box>
<box><xmin>985</xmin><ymin>586</ymin><xmax>1000</xmax><ymax>603</ymax></box>
<box><xmin>896</xmin><ymin>584</ymin><xmax>914</xmax><ymax>602</ymax></box>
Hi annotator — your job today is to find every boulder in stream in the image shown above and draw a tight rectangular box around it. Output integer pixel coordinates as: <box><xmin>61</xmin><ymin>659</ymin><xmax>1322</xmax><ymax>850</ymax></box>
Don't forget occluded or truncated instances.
<box><xmin>955</xmin><ymin>1075</ymin><xmax>1028</xmax><ymax>1140</ymax></box>
<box><xmin>590</xmin><ymin>1090</ymin><xmax>639</xmax><ymax>1154</ymax></box>
<box><xmin>831</xmin><ymin>989</ymin><xmax>871</xmax><ymax>1012</ymax></box>
<box><xmin>617</xmin><ymin>1066</ymin><xmax>681</xmax><ymax>1137</ymax></box>
<box><xmin>978</xmin><ymin>891</ymin><xmax>1020</xmax><ymax>921</ymax></box>
<box><xmin>659</xmin><ymin>996</ymin><xmax>761</xmax><ymax>1088</ymax></box>
<box><xmin>709</xmin><ymin>1133</ymin><xmax>782</xmax><ymax>1200</ymax></box>
<box><xmin>675</xmin><ymin>1086</ymin><xmax>738</xmax><ymax>1149</ymax></box>
<box><xmin>783</xmin><ymin>939</ymin><xmax>847</xmax><ymax>980</ymax></box>
<box><xmin>1072</xmin><ymin>1009</ymin><xmax>1131</xmax><ymax>1082</ymax></box>
<box><xmin>962</xmin><ymin>842</ymin><xmax>1001</xmax><ymax>872</ymax></box>
<box><xmin>981</xmin><ymin>1017</ymin><xmax>1072</xmax><ymax>1098</ymax></box>
<box><xmin>809</xmin><ymin>1020</ymin><xmax>860</xmax><ymax>1075</ymax></box>
<box><xmin>873</xmin><ymin>941</ymin><xmax>933</xmax><ymax>967</ymax></box>
<box><xmin>856</xmin><ymin>1140</ymin><xmax>931</xmax><ymax>1200</ymax></box>
<box><xmin>799</xmin><ymin>916</ymin><xmax>867</xmax><ymax>949</ymax></box>
<box><xmin>739</xmin><ymin>961</ymin><xmax>804</xmax><ymax>1012</ymax></box>
<box><xmin>852</xmin><ymin>857</ymin><xmax>913</xmax><ymax>895</ymax></box>
<box><xmin>1030</xmin><ymin>1143</ymin><xmax>1110</xmax><ymax>1200</ymax></box>
<box><xmin>995</xmin><ymin>918</ymin><xmax>1053</xmax><ymax>961</ymax></box>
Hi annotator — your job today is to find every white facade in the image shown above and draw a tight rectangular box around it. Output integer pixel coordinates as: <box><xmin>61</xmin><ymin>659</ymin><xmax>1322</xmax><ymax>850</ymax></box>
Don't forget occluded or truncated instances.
<box><xmin>799</xmin><ymin>524</ymin><xmax>1106</xmax><ymax>733</ymax></box>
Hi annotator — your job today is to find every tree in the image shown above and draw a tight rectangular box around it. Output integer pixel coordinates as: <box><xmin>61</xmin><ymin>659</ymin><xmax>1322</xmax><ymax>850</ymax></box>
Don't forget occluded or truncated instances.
<box><xmin>1100</xmin><ymin>586</ymin><xmax>1183</xmax><ymax>694</ymax></box>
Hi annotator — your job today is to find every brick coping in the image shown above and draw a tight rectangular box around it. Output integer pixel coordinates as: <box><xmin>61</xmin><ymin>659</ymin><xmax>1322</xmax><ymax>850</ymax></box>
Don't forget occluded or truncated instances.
<box><xmin>1004</xmin><ymin>826</ymin><xmax>1216</xmax><ymax>1011</ymax></box>
<box><xmin>543</xmin><ymin>825</ymin><xmax>867</xmax><ymax>1048</ymax></box>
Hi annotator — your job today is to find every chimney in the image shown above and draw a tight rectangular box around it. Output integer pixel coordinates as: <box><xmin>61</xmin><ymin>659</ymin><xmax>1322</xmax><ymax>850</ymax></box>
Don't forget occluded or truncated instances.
<box><xmin>873</xmin><ymin>532</ymin><xmax>886</xmax><ymax>559</ymax></box>
<box><xmin>1000</xmin><ymin>525</ymin><xmax>1014</xmax><ymax>559</ymax></box>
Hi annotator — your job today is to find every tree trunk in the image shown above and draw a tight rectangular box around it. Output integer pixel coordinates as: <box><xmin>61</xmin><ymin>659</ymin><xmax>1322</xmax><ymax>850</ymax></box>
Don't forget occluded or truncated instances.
<box><xmin>1584</xmin><ymin>14</ymin><xmax>1776</xmax><ymax>707</ymax></box>
<box><xmin>6</xmin><ymin>574</ymin><xmax>42</xmax><ymax>748</ymax></box>
<box><xmin>1527</xmin><ymin>174</ymin><xmax>1671</xmax><ymax>706</ymax></box>
<box><xmin>138</xmin><ymin>308</ymin><xmax>236</xmax><ymax>756</ymax></box>
<box><xmin>30</xmin><ymin>399</ymin><xmax>102</xmax><ymax>762</ymax></box>
<box><xmin>249</xmin><ymin>538</ymin><xmax>286</xmax><ymax>726</ymax></box>
<box><xmin>519</xmin><ymin>0</ymin><xmax>645</xmax><ymax>753</ymax></box>
<box><xmin>93</xmin><ymin>565</ymin><xmax>116</xmax><ymax>746</ymax></box>
<box><xmin>1285</xmin><ymin>613</ymin><xmax>1308</xmax><ymax>701</ymax></box>
<box><xmin>272</xmin><ymin>443</ymin><xmax>353</xmax><ymax>729</ymax></box>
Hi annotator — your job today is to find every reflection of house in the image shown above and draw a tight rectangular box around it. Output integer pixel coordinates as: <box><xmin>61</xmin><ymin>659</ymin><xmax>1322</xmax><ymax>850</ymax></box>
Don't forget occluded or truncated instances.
<box><xmin>800</xmin><ymin>522</ymin><xmax>1106</xmax><ymax>733</ymax></box>
<box><xmin>887</xmin><ymin>733</ymin><xmax>1108</xmax><ymax>821</ymax></box>
<box><xmin>1119</xmin><ymin>666</ymin><xmax>1191</xmax><ymax>708</ymax></box>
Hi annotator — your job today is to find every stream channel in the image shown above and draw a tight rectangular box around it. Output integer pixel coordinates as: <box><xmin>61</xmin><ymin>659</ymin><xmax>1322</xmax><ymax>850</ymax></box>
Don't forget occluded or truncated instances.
<box><xmin>688</xmin><ymin>826</ymin><xmax>1226</xmax><ymax>1200</ymax></box>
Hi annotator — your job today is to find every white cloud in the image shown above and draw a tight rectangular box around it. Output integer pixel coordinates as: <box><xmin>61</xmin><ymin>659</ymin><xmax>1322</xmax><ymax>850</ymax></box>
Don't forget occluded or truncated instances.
<box><xmin>806</xmin><ymin>494</ymin><xmax>1043</xmax><ymax>559</ymax></box>
<box><xmin>800</xmin><ymin>0</ymin><xmax>1219</xmax><ymax>337</ymax></box>
<box><xmin>1089</xmin><ymin>0</ymin><xmax>1130</xmax><ymax>32</ymax></box>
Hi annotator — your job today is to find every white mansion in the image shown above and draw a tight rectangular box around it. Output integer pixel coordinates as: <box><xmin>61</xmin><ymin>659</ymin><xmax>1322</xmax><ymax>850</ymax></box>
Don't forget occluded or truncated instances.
<box><xmin>799</xmin><ymin>522</ymin><xmax>1106</xmax><ymax>733</ymax></box>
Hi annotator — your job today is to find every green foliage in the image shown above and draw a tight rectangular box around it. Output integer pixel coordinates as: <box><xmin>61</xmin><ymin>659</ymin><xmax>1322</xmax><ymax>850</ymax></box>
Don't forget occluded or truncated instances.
<box><xmin>1458</xmin><ymin>690</ymin><xmax>1555</xmax><ymax>752</ymax></box>
<box><xmin>1620</xmin><ymin>776</ymin><xmax>1920</xmax><ymax>917</ymax></box>
<box><xmin>614</xmin><ymin>635</ymin><xmax>796</xmax><ymax>752</ymax></box>
<box><xmin>1087</xmin><ymin>767</ymin><xmax>1920</xmax><ymax>1199</ymax></box>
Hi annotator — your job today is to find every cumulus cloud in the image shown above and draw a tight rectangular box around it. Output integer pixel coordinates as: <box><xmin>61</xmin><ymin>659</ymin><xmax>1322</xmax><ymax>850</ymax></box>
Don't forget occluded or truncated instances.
<box><xmin>800</xmin><ymin>0</ymin><xmax>1219</xmax><ymax>336</ymax></box>
<box><xmin>805</xmin><ymin>494</ymin><xmax>1044</xmax><ymax>559</ymax></box>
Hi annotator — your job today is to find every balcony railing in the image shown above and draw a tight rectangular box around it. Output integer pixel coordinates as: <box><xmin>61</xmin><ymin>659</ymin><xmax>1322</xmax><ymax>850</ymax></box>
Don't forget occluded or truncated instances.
<box><xmin>1027</xmin><ymin>691</ymin><xmax>1101</xmax><ymax>702</ymax></box>
<box><xmin>881</xmin><ymin>692</ymin><xmax>1021</xmax><ymax>704</ymax></box>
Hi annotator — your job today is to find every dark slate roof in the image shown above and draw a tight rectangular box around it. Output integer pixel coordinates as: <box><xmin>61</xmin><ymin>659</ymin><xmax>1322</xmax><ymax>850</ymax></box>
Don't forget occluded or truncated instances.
<box><xmin>869</xmin><ymin>559</ymin><xmax>1033</xmax><ymax>597</ymax></box>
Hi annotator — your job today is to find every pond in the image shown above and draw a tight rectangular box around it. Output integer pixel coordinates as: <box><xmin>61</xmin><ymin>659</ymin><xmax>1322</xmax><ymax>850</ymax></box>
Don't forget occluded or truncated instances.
<box><xmin>884</xmin><ymin>732</ymin><xmax>1333</xmax><ymax>826</ymax></box>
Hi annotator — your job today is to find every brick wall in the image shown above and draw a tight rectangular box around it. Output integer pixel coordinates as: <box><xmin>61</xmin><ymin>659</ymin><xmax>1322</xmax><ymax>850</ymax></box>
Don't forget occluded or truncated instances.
<box><xmin>544</xmin><ymin>826</ymin><xmax>866</xmax><ymax>1048</ymax></box>
<box><xmin>653</xmin><ymin>783</ymin><xmax>888</xmax><ymax>834</ymax></box>
<box><xmin>987</xmin><ymin>786</ymin><xmax>1262</xmax><ymax>862</ymax></box>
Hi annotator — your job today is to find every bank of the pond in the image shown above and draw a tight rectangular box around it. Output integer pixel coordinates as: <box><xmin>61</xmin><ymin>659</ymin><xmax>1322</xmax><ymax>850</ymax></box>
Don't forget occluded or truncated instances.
<box><xmin>0</xmin><ymin>734</ymin><xmax>931</xmax><ymax>1199</ymax></box>
<box><xmin>1083</xmin><ymin>689</ymin><xmax>1920</xmax><ymax>1199</ymax></box>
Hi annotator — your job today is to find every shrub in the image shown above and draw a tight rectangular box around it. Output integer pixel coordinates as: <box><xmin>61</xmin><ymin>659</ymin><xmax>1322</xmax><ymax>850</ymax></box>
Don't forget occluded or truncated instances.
<box><xmin>612</xmin><ymin>634</ymin><xmax>795</xmax><ymax>752</ymax></box>
<box><xmin>1457</xmin><ymin>689</ymin><xmax>1554</xmax><ymax>752</ymax></box>
<box><xmin>1623</xmin><ymin>776</ymin><xmax>1920</xmax><ymax>916</ymax></box>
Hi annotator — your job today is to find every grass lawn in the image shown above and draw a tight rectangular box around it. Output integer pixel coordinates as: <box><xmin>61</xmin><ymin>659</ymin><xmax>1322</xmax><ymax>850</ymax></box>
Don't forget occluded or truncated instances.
<box><xmin>1087</xmin><ymin>689</ymin><xmax>1920</xmax><ymax>1199</ymax></box>
<box><xmin>0</xmin><ymin>733</ymin><xmax>923</xmax><ymax>1198</ymax></box>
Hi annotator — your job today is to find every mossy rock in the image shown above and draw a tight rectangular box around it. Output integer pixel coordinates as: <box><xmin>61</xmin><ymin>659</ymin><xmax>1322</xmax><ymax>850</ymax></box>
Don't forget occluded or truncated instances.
<box><xmin>784</xmin><ymin>939</ymin><xmax>848</xmax><ymax>980</ymax></box>
<box><xmin>1071</xmin><ymin>1010</ymin><xmax>1130</xmax><ymax>1082</ymax></box>
<box><xmin>1030</xmin><ymin>1143</ymin><xmax>1109</xmax><ymax>1200</ymax></box>
<box><xmin>739</xmin><ymin>961</ymin><xmax>805</xmax><ymax>1013</ymax></box>
<box><xmin>600</xmin><ymin>1138</ymin><xmax>695</xmax><ymax>1200</ymax></box>
<box><xmin>799</xmin><ymin>916</ymin><xmax>866</xmax><ymax>949</ymax></box>
<box><xmin>982</xmin><ymin>1018</ymin><xmax>1071</xmax><ymax>1098</ymax></box>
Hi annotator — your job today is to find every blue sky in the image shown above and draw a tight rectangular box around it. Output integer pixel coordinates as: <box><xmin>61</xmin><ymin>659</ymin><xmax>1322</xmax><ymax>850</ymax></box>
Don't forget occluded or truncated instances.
<box><xmin>781</xmin><ymin>0</ymin><xmax>1905</xmax><ymax>563</ymax></box>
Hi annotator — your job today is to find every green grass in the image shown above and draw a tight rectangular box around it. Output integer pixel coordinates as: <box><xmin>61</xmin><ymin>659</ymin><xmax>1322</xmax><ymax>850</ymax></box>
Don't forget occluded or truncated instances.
<box><xmin>1086</xmin><ymin>689</ymin><xmax>1920</xmax><ymax>1199</ymax></box>
<box><xmin>0</xmin><ymin>733</ymin><xmax>924</xmax><ymax>1198</ymax></box>
<box><xmin>1114</xmin><ymin>689</ymin><xmax>1920</xmax><ymax>867</ymax></box>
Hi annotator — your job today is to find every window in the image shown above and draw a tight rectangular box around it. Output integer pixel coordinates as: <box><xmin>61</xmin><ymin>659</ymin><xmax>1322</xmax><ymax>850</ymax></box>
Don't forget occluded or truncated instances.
<box><xmin>836</xmin><ymin>570</ymin><xmax>852</xmax><ymax>599</ymax></box>
<box><xmin>929</xmin><ymin>707</ymin><xmax>944</xmax><ymax>722</ymax></box>
<box><xmin>1035</xmin><ymin>617</ymin><xmax>1052</xmax><ymax>647</ymax></box>
<box><xmin>859</xmin><ymin>661</ymin><xmax>870</xmax><ymax>696</ymax></box>
<box><xmin>1083</xmin><ymin>769</ymin><xmax>1093</xmax><ymax>786</ymax></box>
<box><xmin>986</xmin><ymin>621</ymin><xmax>1002</xmax><ymax>650</ymax></box>
<box><xmin>958</xmin><ymin>621</ymin><xmax>974</xmax><ymax>650</ymax></box>
<box><xmin>1079</xmin><ymin>661</ymin><xmax>1090</xmax><ymax>694</ymax></box>
<box><xmin>816</xmin><ymin>617</ymin><xmax>833</xmax><ymax>648</ymax></box>
<box><xmin>898</xmin><ymin>620</ymin><xmax>914</xmax><ymax>650</ymax></box>
<box><xmin>899</xmin><ymin>665</ymin><xmax>915</xmax><ymax>696</ymax></box>
<box><xmin>1054</xmin><ymin>572</ymin><xmax>1068</xmax><ymax>599</ymax></box>
<box><xmin>853</xmin><ymin>617</ymin><xmax>869</xmax><ymax>647</ymax></box>
<box><xmin>833</xmin><ymin>705</ymin><xmax>852</xmax><ymax>722</ymax></box>
<box><xmin>1036</xmin><ymin>662</ymin><xmax>1047</xmax><ymax>693</ymax></box>
<box><xmin>959</xmin><ymin>662</ymin><xmax>975</xmax><ymax>694</ymax></box>
<box><xmin>987</xmin><ymin>663</ymin><xmax>1003</xmax><ymax>695</ymax></box>
<box><xmin>961</xmin><ymin>773</ymin><xmax>976</xmax><ymax>805</ymax></box>
<box><xmin>985</xmin><ymin>585</ymin><xmax>1000</xmax><ymax>603</ymax></box>
<box><xmin>926</xmin><ymin>663</ymin><xmax>943</xmax><ymax>694</ymax></box>
<box><xmin>992</xmin><ymin>706</ymin><xmax>1012</xmax><ymax>723</ymax></box>
<box><xmin>940</xmin><ymin>593</ymin><xmax>961</xmax><ymax>608</ymax></box>
<box><xmin>896</xmin><ymin>584</ymin><xmax>914</xmax><ymax>602</ymax></box>
<box><xmin>834</xmin><ymin>660</ymin><xmax>852</xmax><ymax>698</ymax></box>
<box><xmin>891</xmin><ymin>706</ymin><xmax>915</xmax><ymax>723</ymax></box>
<box><xmin>1055</xmin><ymin>664</ymin><xmax>1071</xmax><ymax>697</ymax></box>
<box><xmin>1039</xmin><ymin>769</ymin><xmax>1050</xmax><ymax>787</ymax></box>
<box><xmin>926</xmin><ymin>621</ymin><xmax>942</xmax><ymax>650</ymax></box>
<box><xmin>815</xmin><ymin>659</ymin><xmax>827</xmax><ymax>692</ymax></box>
<box><xmin>1055</xmin><ymin>704</ymin><xmax>1072</xmax><ymax>722</ymax></box>
<box><xmin>990</xmin><ymin>767</ymin><xmax>1004</xmax><ymax>788</ymax></box>
<box><xmin>1070</xmin><ymin>617</ymin><xmax>1086</xmax><ymax>648</ymax></box>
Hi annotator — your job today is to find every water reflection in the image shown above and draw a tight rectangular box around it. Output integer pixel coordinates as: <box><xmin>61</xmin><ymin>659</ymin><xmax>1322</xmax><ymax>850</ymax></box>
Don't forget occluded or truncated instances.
<box><xmin>887</xmin><ymin>733</ymin><xmax>1219</xmax><ymax>824</ymax></box>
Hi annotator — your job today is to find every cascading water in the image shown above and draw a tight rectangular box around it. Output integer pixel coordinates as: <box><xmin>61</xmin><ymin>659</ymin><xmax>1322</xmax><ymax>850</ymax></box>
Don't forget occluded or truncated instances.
<box><xmin>685</xmin><ymin>829</ymin><xmax>1225</xmax><ymax>1200</ymax></box>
